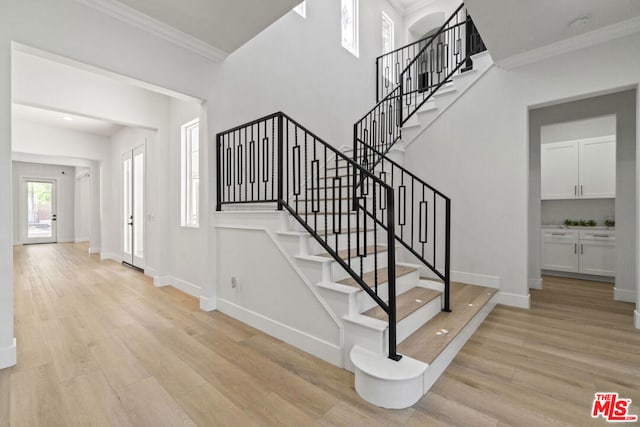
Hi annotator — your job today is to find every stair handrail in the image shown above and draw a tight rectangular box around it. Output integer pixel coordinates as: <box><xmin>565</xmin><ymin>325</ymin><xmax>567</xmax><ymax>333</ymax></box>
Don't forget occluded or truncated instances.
<box><xmin>217</xmin><ymin>112</ymin><xmax>403</xmax><ymax>361</ymax></box>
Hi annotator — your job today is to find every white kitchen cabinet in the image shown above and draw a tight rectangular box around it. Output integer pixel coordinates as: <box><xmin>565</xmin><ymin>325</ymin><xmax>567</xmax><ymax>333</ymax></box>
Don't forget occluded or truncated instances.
<box><xmin>541</xmin><ymin>229</ymin><xmax>579</xmax><ymax>272</ymax></box>
<box><xmin>578</xmin><ymin>230</ymin><xmax>616</xmax><ymax>276</ymax></box>
<box><xmin>579</xmin><ymin>138</ymin><xmax>616</xmax><ymax>198</ymax></box>
<box><xmin>541</xmin><ymin>142</ymin><xmax>579</xmax><ymax>199</ymax></box>
<box><xmin>541</xmin><ymin>229</ymin><xmax>615</xmax><ymax>277</ymax></box>
<box><xmin>541</xmin><ymin>136</ymin><xmax>615</xmax><ymax>200</ymax></box>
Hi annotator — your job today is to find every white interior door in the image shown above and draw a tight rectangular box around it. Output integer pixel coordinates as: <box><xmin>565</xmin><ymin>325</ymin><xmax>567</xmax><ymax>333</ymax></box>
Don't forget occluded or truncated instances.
<box><xmin>24</xmin><ymin>179</ymin><xmax>57</xmax><ymax>244</ymax></box>
<box><xmin>122</xmin><ymin>145</ymin><xmax>145</xmax><ymax>269</ymax></box>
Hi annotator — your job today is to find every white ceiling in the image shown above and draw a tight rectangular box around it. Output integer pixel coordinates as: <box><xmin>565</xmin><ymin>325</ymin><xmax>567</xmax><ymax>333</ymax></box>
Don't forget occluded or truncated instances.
<box><xmin>12</xmin><ymin>104</ymin><xmax>124</xmax><ymax>137</ymax></box>
<box><xmin>115</xmin><ymin>0</ymin><xmax>300</xmax><ymax>53</ymax></box>
<box><xmin>466</xmin><ymin>0</ymin><xmax>640</xmax><ymax>65</ymax></box>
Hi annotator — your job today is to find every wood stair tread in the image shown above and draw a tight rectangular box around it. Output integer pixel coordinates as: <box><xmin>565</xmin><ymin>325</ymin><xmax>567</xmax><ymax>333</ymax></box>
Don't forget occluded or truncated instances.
<box><xmin>337</xmin><ymin>265</ymin><xmax>416</xmax><ymax>288</ymax></box>
<box><xmin>397</xmin><ymin>282</ymin><xmax>497</xmax><ymax>364</ymax></box>
<box><xmin>362</xmin><ymin>286</ymin><xmax>441</xmax><ymax>322</ymax></box>
<box><xmin>316</xmin><ymin>228</ymin><xmax>376</xmax><ymax>235</ymax></box>
<box><xmin>318</xmin><ymin>245</ymin><xmax>387</xmax><ymax>259</ymax></box>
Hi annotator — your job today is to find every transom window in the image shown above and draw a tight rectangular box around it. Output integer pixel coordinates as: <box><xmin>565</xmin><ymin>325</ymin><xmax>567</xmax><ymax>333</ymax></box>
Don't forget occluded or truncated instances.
<box><xmin>382</xmin><ymin>12</ymin><xmax>394</xmax><ymax>54</ymax></box>
<box><xmin>341</xmin><ymin>0</ymin><xmax>359</xmax><ymax>57</ymax></box>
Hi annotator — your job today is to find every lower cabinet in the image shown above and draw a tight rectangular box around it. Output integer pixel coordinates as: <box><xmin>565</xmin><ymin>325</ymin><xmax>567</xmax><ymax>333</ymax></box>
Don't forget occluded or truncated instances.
<box><xmin>541</xmin><ymin>229</ymin><xmax>615</xmax><ymax>277</ymax></box>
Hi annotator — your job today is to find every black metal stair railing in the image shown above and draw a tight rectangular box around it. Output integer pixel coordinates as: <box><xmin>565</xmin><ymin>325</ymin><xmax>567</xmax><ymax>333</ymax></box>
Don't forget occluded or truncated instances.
<box><xmin>354</xmin><ymin>143</ymin><xmax>451</xmax><ymax>311</ymax></box>
<box><xmin>376</xmin><ymin>34</ymin><xmax>436</xmax><ymax>102</ymax></box>
<box><xmin>399</xmin><ymin>4</ymin><xmax>484</xmax><ymax>124</ymax></box>
<box><xmin>217</xmin><ymin>112</ymin><xmax>403</xmax><ymax>361</ymax></box>
<box><xmin>354</xmin><ymin>3</ymin><xmax>486</xmax><ymax>312</ymax></box>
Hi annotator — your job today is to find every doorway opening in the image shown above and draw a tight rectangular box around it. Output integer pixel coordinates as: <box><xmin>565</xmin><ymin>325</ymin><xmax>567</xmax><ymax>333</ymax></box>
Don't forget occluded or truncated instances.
<box><xmin>24</xmin><ymin>179</ymin><xmax>57</xmax><ymax>244</ymax></box>
<box><xmin>122</xmin><ymin>145</ymin><xmax>145</xmax><ymax>270</ymax></box>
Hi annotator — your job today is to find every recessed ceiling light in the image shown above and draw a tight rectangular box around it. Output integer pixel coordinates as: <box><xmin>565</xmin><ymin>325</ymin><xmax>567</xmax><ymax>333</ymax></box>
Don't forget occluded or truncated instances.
<box><xmin>62</xmin><ymin>116</ymin><xmax>73</xmax><ymax>121</ymax></box>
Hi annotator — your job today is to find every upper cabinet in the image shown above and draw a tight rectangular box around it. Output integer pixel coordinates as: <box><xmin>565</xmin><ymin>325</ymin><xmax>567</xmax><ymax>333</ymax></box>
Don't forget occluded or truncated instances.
<box><xmin>541</xmin><ymin>136</ymin><xmax>616</xmax><ymax>200</ymax></box>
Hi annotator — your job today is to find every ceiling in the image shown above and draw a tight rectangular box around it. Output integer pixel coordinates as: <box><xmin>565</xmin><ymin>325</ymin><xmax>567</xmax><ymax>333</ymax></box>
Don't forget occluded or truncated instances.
<box><xmin>114</xmin><ymin>0</ymin><xmax>300</xmax><ymax>54</ymax></box>
<box><xmin>466</xmin><ymin>0</ymin><xmax>640</xmax><ymax>66</ymax></box>
<box><xmin>12</xmin><ymin>104</ymin><xmax>124</xmax><ymax>137</ymax></box>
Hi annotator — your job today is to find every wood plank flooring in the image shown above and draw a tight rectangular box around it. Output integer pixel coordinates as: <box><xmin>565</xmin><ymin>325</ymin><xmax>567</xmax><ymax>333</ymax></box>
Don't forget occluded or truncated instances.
<box><xmin>1</xmin><ymin>243</ymin><xmax>639</xmax><ymax>426</ymax></box>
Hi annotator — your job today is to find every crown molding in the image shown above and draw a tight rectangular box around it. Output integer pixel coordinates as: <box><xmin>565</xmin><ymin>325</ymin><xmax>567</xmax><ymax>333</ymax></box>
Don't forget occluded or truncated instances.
<box><xmin>496</xmin><ymin>15</ymin><xmax>640</xmax><ymax>70</ymax></box>
<box><xmin>75</xmin><ymin>0</ymin><xmax>228</xmax><ymax>62</ymax></box>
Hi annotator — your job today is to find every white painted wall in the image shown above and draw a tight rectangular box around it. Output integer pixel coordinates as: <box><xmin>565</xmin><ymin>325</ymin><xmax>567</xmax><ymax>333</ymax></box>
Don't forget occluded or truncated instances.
<box><xmin>403</xmin><ymin>32</ymin><xmax>640</xmax><ymax>310</ymax></box>
<box><xmin>11</xmin><ymin>161</ymin><xmax>75</xmax><ymax>244</ymax></box>
<box><xmin>541</xmin><ymin>115</ymin><xmax>616</xmax><ymax>144</ymax></box>
<box><xmin>75</xmin><ymin>168</ymin><xmax>91</xmax><ymax>242</ymax></box>
<box><xmin>166</xmin><ymin>98</ymin><xmax>205</xmax><ymax>295</ymax></box>
<box><xmin>211</xmin><ymin>0</ymin><xmax>403</xmax><ymax>146</ymax></box>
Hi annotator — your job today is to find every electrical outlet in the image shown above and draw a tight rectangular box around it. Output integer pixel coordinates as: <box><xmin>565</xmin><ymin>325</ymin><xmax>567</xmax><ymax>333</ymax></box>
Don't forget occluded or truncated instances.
<box><xmin>231</xmin><ymin>276</ymin><xmax>238</xmax><ymax>288</ymax></box>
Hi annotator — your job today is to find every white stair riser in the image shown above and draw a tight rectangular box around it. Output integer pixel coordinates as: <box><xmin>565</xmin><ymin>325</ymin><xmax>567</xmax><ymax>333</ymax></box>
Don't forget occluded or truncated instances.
<box><xmin>343</xmin><ymin>320</ymin><xmax>387</xmax><ymax>372</ymax></box>
<box><xmin>396</xmin><ymin>294</ymin><xmax>442</xmax><ymax>343</ymax></box>
<box><xmin>306</xmin><ymin>230</ymin><xmax>381</xmax><ymax>254</ymax></box>
<box><xmin>330</xmin><ymin>251</ymin><xmax>389</xmax><ymax>282</ymax></box>
<box><xmin>356</xmin><ymin>269</ymin><xmax>420</xmax><ymax>313</ymax></box>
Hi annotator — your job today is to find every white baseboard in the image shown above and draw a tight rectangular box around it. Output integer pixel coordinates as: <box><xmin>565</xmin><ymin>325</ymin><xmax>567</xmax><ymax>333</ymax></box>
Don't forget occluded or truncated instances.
<box><xmin>614</xmin><ymin>287</ymin><xmax>636</xmax><ymax>303</ymax></box>
<box><xmin>74</xmin><ymin>237</ymin><xmax>89</xmax><ymax>243</ymax></box>
<box><xmin>100</xmin><ymin>252</ymin><xmax>122</xmax><ymax>263</ymax></box>
<box><xmin>200</xmin><ymin>296</ymin><xmax>217</xmax><ymax>312</ymax></box>
<box><xmin>58</xmin><ymin>238</ymin><xmax>74</xmax><ymax>243</ymax></box>
<box><xmin>496</xmin><ymin>291</ymin><xmax>530</xmax><ymax>309</ymax></box>
<box><xmin>528</xmin><ymin>277</ymin><xmax>543</xmax><ymax>290</ymax></box>
<box><xmin>153</xmin><ymin>275</ymin><xmax>202</xmax><ymax>298</ymax></box>
<box><xmin>88</xmin><ymin>247</ymin><xmax>100</xmax><ymax>254</ymax></box>
<box><xmin>0</xmin><ymin>338</ymin><xmax>17</xmax><ymax>369</ymax></box>
<box><xmin>217</xmin><ymin>298</ymin><xmax>342</xmax><ymax>367</ymax></box>
<box><xmin>451</xmin><ymin>270</ymin><xmax>500</xmax><ymax>288</ymax></box>
<box><xmin>635</xmin><ymin>310</ymin><xmax>640</xmax><ymax>329</ymax></box>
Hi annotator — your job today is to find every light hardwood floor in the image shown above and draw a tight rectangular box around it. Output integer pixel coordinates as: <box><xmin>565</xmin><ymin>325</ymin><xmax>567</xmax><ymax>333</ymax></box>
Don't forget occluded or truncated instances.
<box><xmin>1</xmin><ymin>243</ymin><xmax>639</xmax><ymax>426</ymax></box>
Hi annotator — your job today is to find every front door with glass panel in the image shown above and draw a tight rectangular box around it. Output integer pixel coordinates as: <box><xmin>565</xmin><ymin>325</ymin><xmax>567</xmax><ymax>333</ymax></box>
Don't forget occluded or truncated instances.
<box><xmin>122</xmin><ymin>145</ymin><xmax>145</xmax><ymax>269</ymax></box>
<box><xmin>24</xmin><ymin>179</ymin><xmax>57</xmax><ymax>244</ymax></box>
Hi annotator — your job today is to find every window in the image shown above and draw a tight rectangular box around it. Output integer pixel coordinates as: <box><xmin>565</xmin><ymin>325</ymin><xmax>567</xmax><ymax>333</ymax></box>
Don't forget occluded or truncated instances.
<box><xmin>341</xmin><ymin>0</ymin><xmax>359</xmax><ymax>57</ymax></box>
<box><xmin>381</xmin><ymin>12</ymin><xmax>394</xmax><ymax>54</ymax></box>
<box><xmin>181</xmin><ymin>118</ymin><xmax>199</xmax><ymax>227</ymax></box>
<box><xmin>293</xmin><ymin>1</ymin><xmax>306</xmax><ymax>18</ymax></box>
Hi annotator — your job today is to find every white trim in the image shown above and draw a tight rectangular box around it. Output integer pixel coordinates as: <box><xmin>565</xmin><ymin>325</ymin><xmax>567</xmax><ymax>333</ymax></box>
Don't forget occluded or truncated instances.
<box><xmin>0</xmin><ymin>338</ymin><xmax>17</xmax><ymax>370</ymax></box>
<box><xmin>74</xmin><ymin>237</ymin><xmax>90</xmax><ymax>243</ymax></box>
<box><xmin>528</xmin><ymin>277</ymin><xmax>543</xmax><ymax>289</ymax></box>
<box><xmin>496</xmin><ymin>15</ymin><xmax>640</xmax><ymax>70</ymax></box>
<box><xmin>217</xmin><ymin>298</ymin><xmax>342</xmax><ymax>367</ymax></box>
<box><xmin>496</xmin><ymin>291</ymin><xmax>530</xmax><ymax>309</ymax></box>
<box><xmin>635</xmin><ymin>310</ymin><xmax>640</xmax><ymax>329</ymax></box>
<box><xmin>75</xmin><ymin>0</ymin><xmax>228</xmax><ymax>62</ymax></box>
<box><xmin>387</xmin><ymin>0</ymin><xmax>404</xmax><ymax>16</ymax></box>
<box><xmin>154</xmin><ymin>276</ymin><xmax>202</xmax><ymax>298</ymax></box>
<box><xmin>153</xmin><ymin>275</ymin><xmax>172</xmax><ymax>287</ymax></box>
<box><xmin>614</xmin><ymin>287</ymin><xmax>636</xmax><ymax>303</ymax></box>
<box><xmin>199</xmin><ymin>296</ymin><xmax>217</xmax><ymax>312</ymax></box>
<box><xmin>100</xmin><ymin>251</ymin><xmax>122</xmax><ymax>263</ymax></box>
<box><xmin>88</xmin><ymin>247</ymin><xmax>100</xmax><ymax>254</ymax></box>
<box><xmin>451</xmin><ymin>270</ymin><xmax>500</xmax><ymax>288</ymax></box>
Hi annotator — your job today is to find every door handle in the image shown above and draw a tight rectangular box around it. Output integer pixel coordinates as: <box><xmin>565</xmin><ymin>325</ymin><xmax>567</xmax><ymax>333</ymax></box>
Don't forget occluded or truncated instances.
<box><xmin>574</xmin><ymin>185</ymin><xmax>577</xmax><ymax>196</ymax></box>
<box><xmin>580</xmin><ymin>185</ymin><xmax>583</xmax><ymax>196</ymax></box>
<box><xmin>574</xmin><ymin>243</ymin><xmax>577</xmax><ymax>254</ymax></box>
<box><xmin>52</xmin><ymin>214</ymin><xmax>57</xmax><ymax>221</ymax></box>
<box><xmin>581</xmin><ymin>244</ymin><xmax>583</xmax><ymax>254</ymax></box>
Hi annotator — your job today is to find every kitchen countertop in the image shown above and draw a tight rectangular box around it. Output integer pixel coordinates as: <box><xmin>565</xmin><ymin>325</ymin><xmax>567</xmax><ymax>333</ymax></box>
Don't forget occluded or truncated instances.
<box><xmin>542</xmin><ymin>225</ymin><xmax>615</xmax><ymax>230</ymax></box>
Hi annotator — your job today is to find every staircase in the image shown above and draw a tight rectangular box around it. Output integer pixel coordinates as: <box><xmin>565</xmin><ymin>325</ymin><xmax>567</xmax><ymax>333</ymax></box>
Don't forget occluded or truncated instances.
<box><xmin>215</xmin><ymin>3</ymin><xmax>495</xmax><ymax>410</ymax></box>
